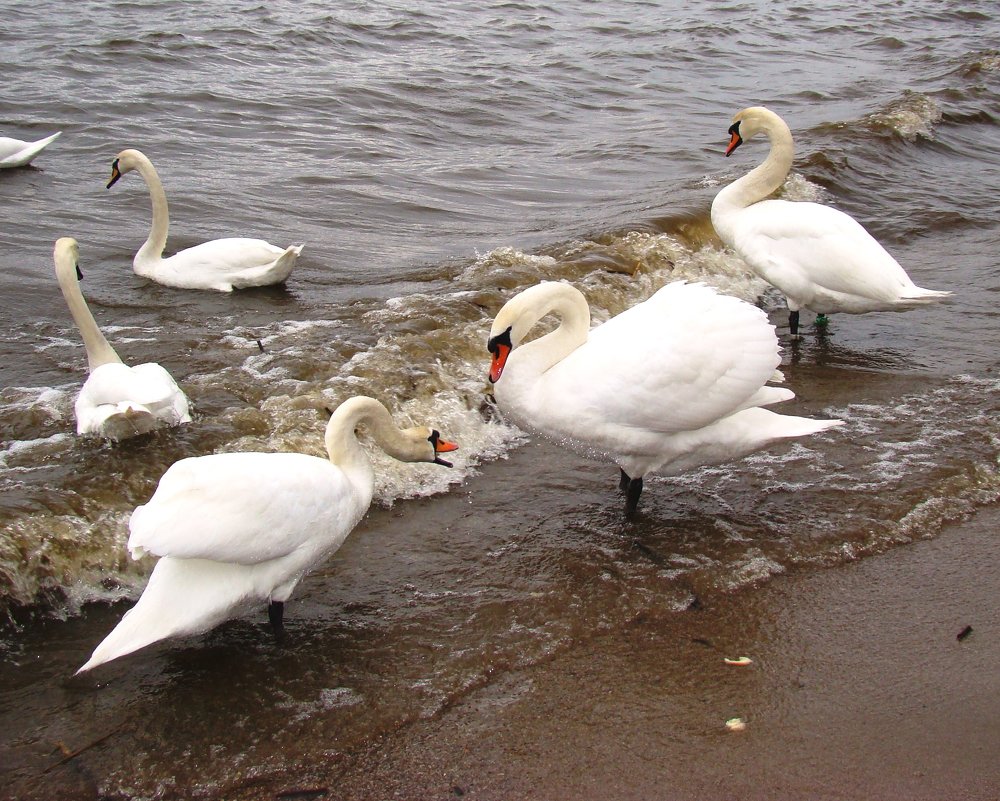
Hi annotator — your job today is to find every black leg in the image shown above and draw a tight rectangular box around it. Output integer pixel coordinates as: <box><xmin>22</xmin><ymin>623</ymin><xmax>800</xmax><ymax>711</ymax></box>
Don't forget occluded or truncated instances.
<box><xmin>624</xmin><ymin>475</ymin><xmax>644</xmax><ymax>518</ymax></box>
<box><xmin>789</xmin><ymin>309</ymin><xmax>800</xmax><ymax>337</ymax></box>
<box><xmin>268</xmin><ymin>600</ymin><xmax>286</xmax><ymax>644</ymax></box>
<box><xmin>619</xmin><ymin>468</ymin><xmax>630</xmax><ymax>491</ymax></box>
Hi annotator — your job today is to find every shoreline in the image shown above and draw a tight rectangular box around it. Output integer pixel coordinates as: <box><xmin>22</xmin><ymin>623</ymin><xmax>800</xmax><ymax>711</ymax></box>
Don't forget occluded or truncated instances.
<box><xmin>301</xmin><ymin>505</ymin><xmax>1000</xmax><ymax>801</ymax></box>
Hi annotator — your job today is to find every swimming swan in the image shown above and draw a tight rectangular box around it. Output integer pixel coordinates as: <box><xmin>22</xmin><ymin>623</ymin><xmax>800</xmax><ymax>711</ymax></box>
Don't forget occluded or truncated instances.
<box><xmin>53</xmin><ymin>237</ymin><xmax>191</xmax><ymax>440</ymax></box>
<box><xmin>487</xmin><ymin>280</ymin><xmax>842</xmax><ymax>515</ymax></box>
<box><xmin>711</xmin><ymin>106</ymin><xmax>950</xmax><ymax>337</ymax></box>
<box><xmin>76</xmin><ymin>396</ymin><xmax>458</xmax><ymax>673</ymax></box>
<box><xmin>0</xmin><ymin>131</ymin><xmax>61</xmax><ymax>168</ymax></box>
<box><xmin>107</xmin><ymin>148</ymin><xmax>303</xmax><ymax>291</ymax></box>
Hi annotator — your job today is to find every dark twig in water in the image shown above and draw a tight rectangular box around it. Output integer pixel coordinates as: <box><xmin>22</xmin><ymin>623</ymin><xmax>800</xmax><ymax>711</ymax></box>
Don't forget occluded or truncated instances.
<box><xmin>957</xmin><ymin>625</ymin><xmax>973</xmax><ymax>641</ymax></box>
<box><xmin>45</xmin><ymin>720</ymin><xmax>129</xmax><ymax>772</ymax></box>
<box><xmin>256</xmin><ymin>339</ymin><xmax>265</xmax><ymax>352</ymax></box>
<box><xmin>274</xmin><ymin>788</ymin><xmax>329</xmax><ymax>799</ymax></box>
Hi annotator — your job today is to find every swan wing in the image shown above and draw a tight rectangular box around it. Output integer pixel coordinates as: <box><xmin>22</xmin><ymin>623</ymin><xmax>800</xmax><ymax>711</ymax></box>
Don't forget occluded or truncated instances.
<box><xmin>127</xmin><ymin>363</ymin><xmax>192</xmax><ymax>421</ymax></box>
<box><xmin>543</xmin><ymin>282</ymin><xmax>782</xmax><ymax>433</ymax></box>
<box><xmin>732</xmin><ymin>200</ymin><xmax>921</xmax><ymax>303</ymax></box>
<box><xmin>128</xmin><ymin>452</ymin><xmax>358</xmax><ymax>565</ymax></box>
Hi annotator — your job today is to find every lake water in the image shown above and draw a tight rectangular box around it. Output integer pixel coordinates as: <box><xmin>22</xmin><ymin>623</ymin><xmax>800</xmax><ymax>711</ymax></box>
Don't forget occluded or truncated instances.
<box><xmin>1</xmin><ymin>1</ymin><xmax>998</xmax><ymax>797</ymax></box>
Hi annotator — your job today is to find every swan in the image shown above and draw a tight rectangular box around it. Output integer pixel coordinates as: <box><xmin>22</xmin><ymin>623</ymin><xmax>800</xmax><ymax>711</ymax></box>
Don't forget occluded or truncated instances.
<box><xmin>711</xmin><ymin>106</ymin><xmax>951</xmax><ymax>337</ymax></box>
<box><xmin>487</xmin><ymin>280</ymin><xmax>842</xmax><ymax>515</ymax></box>
<box><xmin>54</xmin><ymin>237</ymin><xmax>191</xmax><ymax>440</ymax></box>
<box><xmin>107</xmin><ymin>148</ymin><xmax>303</xmax><ymax>291</ymax></box>
<box><xmin>0</xmin><ymin>131</ymin><xmax>61</xmax><ymax>168</ymax></box>
<box><xmin>76</xmin><ymin>396</ymin><xmax>458</xmax><ymax>673</ymax></box>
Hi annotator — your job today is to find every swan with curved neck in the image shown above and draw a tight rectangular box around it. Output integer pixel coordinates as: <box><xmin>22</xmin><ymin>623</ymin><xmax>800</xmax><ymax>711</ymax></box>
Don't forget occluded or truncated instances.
<box><xmin>711</xmin><ymin>106</ymin><xmax>950</xmax><ymax>337</ymax></box>
<box><xmin>0</xmin><ymin>131</ymin><xmax>60</xmax><ymax>168</ymax></box>
<box><xmin>77</xmin><ymin>396</ymin><xmax>458</xmax><ymax>673</ymax></box>
<box><xmin>487</xmin><ymin>280</ymin><xmax>842</xmax><ymax>516</ymax></box>
<box><xmin>53</xmin><ymin>237</ymin><xmax>191</xmax><ymax>440</ymax></box>
<box><xmin>107</xmin><ymin>148</ymin><xmax>303</xmax><ymax>291</ymax></box>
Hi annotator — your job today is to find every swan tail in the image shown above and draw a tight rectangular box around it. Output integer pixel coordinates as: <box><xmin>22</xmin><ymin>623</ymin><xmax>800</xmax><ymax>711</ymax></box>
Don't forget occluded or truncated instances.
<box><xmin>76</xmin><ymin>602</ymin><xmax>171</xmax><ymax>673</ymax></box>
<box><xmin>79</xmin><ymin>404</ymin><xmax>158</xmax><ymax>440</ymax></box>
<box><xmin>731</xmin><ymin>406</ymin><xmax>842</xmax><ymax>449</ymax></box>
<box><xmin>0</xmin><ymin>131</ymin><xmax>61</xmax><ymax>167</ymax></box>
<box><xmin>896</xmin><ymin>286</ymin><xmax>952</xmax><ymax>307</ymax></box>
<box><xmin>76</xmin><ymin>557</ymin><xmax>262</xmax><ymax>673</ymax></box>
<box><xmin>768</xmin><ymin>414</ymin><xmax>843</xmax><ymax>439</ymax></box>
<box><xmin>270</xmin><ymin>244</ymin><xmax>303</xmax><ymax>280</ymax></box>
<box><xmin>231</xmin><ymin>244</ymin><xmax>302</xmax><ymax>289</ymax></box>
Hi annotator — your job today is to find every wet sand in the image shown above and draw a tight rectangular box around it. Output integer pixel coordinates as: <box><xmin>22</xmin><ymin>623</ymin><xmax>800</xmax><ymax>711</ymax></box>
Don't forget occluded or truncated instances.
<box><xmin>300</xmin><ymin>506</ymin><xmax>1000</xmax><ymax>801</ymax></box>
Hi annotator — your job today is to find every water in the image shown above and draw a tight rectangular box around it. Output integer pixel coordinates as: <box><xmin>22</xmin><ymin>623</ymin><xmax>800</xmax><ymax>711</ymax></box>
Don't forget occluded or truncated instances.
<box><xmin>1</xmin><ymin>0</ymin><xmax>998</xmax><ymax>797</ymax></box>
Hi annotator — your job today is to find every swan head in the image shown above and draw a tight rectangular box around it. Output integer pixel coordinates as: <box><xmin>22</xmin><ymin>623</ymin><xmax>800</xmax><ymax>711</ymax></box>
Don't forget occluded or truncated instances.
<box><xmin>383</xmin><ymin>426</ymin><xmax>459</xmax><ymax>468</ymax></box>
<box><xmin>106</xmin><ymin>149</ymin><xmax>144</xmax><ymax>189</ymax></box>
<box><xmin>725</xmin><ymin>106</ymin><xmax>785</xmax><ymax>156</ymax></box>
<box><xmin>54</xmin><ymin>237</ymin><xmax>83</xmax><ymax>281</ymax></box>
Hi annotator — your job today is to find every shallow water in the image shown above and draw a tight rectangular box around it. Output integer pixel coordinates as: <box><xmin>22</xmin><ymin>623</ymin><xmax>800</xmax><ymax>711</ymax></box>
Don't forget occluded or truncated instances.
<box><xmin>1</xmin><ymin>0</ymin><xmax>999</xmax><ymax>797</ymax></box>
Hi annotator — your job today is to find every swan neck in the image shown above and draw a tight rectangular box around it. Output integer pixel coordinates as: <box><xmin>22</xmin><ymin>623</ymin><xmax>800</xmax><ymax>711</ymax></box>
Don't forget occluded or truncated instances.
<box><xmin>132</xmin><ymin>153</ymin><xmax>169</xmax><ymax>262</ymax></box>
<box><xmin>55</xmin><ymin>261</ymin><xmax>122</xmax><ymax>371</ymax></box>
<box><xmin>517</xmin><ymin>286</ymin><xmax>591</xmax><ymax>372</ymax></box>
<box><xmin>324</xmin><ymin>397</ymin><xmax>408</xmax><ymax>491</ymax></box>
<box><xmin>717</xmin><ymin>119</ymin><xmax>794</xmax><ymax>211</ymax></box>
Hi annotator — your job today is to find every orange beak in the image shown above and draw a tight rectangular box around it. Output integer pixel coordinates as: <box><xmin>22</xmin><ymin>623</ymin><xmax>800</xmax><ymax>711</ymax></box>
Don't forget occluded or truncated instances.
<box><xmin>725</xmin><ymin>130</ymin><xmax>742</xmax><ymax>157</ymax></box>
<box><xmin>433</xmin><ymin>436</ymin><xmax>458</xmax><ymax>467</ymax></box>
<box><xmin>489</xmin><ymin>344</ymin><xmax>511</xmax><ymax>384</ymax></box>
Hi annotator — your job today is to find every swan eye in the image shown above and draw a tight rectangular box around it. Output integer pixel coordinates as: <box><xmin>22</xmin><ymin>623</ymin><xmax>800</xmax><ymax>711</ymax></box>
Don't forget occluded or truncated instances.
<box><xmin>76</xmin><ymin>263</ymin><xmax>84</xmax><ymax>281</ymax></box>
<box><xmin>488</xmin><ymin>326</ymin><xmax>513</xmax><ymax>356</ymax></box>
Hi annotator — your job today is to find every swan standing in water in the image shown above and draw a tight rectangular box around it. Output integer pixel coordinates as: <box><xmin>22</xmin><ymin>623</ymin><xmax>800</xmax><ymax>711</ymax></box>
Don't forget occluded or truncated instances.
<box><xmin>107</xmin><ymin>148</ymin><xmax>303</xmax><ymax>291</ymax></box>
<box><xmin>0</xmin><ymin>131</ymin><xmax>60</xmax><ymax>168</ymax></box>
<box><xmin>711</xmin><ymin>106</ymin><xmax>950</xmax><ymax>337</ymax></box>
<box><xmin>77</xmin><ymin>396</ymin><xmax>458</xmax><ymax>673</ymax></box>
<box><xmin>53</xmin><ymin>237</ymin><xmax>191</xmax><ymax>440</ymax></box>
<box><xmin>487</xmin><ymin>281</ymin><xmax>842</xmax><ymax>516</ymax></box>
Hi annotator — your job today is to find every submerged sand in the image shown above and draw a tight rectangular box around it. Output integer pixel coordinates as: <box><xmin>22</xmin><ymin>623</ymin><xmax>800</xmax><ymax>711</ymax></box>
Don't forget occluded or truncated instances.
<box><xmin>310</xmin><ymin>507</ymin><xmax>1000</xmax><ymax>801</ymax></box>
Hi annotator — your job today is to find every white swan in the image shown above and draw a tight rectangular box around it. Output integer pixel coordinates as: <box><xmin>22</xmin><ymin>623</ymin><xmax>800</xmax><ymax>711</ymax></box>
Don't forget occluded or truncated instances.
<box><xmin>487</xmin><ymin>281</ymin><xmax>842</xmax><ymax>515</ymax></box>
<box><xmin>76</xmin><ymin>396</ymin><xmax>458</xmax><ymax>673</ymax></box>
<box><xmin>54</xmin><ymin>237</ymin><xmax>191</xmax><ymax>440</ymax></box>
<box><xmin>107</xmin><ymin>148</ymin><xmax>303</xmax><ymax>291</ymax></box>
<box><xmin>711</xmin><ymin>106</ymin><xmax>951</xmax><ymax>337</ymax></box>
<box><xmin>0</xmin><ymin>131</ymin><xmax>61</xmax><ymax>168</ymax></box>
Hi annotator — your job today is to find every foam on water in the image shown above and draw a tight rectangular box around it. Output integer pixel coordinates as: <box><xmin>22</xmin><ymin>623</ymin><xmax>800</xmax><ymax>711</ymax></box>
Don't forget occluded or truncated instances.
<box><xmin>861</xmin><ymin>90</ymin><xmax>943</xmax><ymax>141</ymax></box>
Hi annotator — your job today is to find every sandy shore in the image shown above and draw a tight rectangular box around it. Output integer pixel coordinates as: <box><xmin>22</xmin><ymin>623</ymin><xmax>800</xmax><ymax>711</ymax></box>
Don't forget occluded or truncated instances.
<box><xmin>300</xmin><ymin>506</ymin><xmax>1000</xmax><ymax>801</ymax></box>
